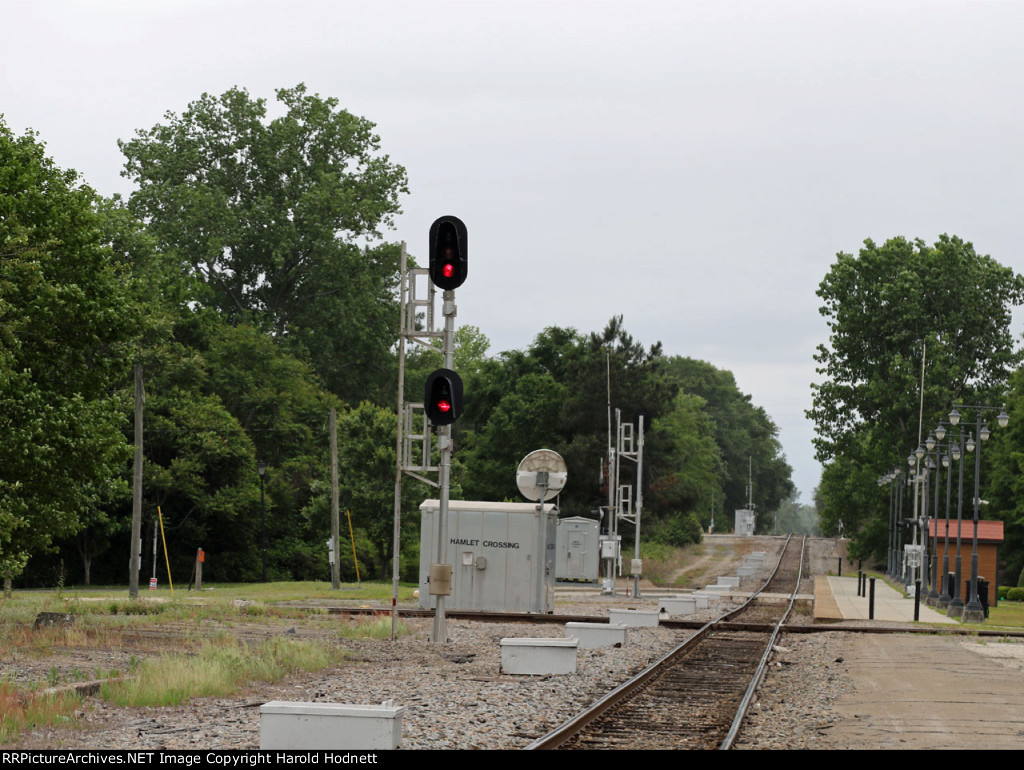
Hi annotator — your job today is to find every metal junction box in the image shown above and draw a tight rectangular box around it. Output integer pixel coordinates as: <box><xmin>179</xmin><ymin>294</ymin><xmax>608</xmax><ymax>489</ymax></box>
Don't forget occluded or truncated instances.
<box><xmin>419</xmin><ymin>499</ymin><xmax>558</xmax><ymax>613</ymax></box>
<box><xmin>556</xmin><ymin>516</ymin><xmax>600</xmax><ymax>583</ymax></box>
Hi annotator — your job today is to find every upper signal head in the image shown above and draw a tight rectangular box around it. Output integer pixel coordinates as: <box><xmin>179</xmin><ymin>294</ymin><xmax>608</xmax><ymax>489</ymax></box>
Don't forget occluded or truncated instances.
<box><xmin>428</xmin><ymin>215</ymin><xmax>467</xmax><ymax>290</ymax></box>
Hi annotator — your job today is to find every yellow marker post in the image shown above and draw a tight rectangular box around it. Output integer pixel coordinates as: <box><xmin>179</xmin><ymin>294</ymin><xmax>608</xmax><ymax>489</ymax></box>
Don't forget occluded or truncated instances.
<box><xmin>346</xmin><ymin>509</ymin><xmax>360</xmax><ymax>583</ymax></box>
<box><xmin>158</xmin><ymin>506</ymin><xmax>174</xmax><ymax>597</ymax></box>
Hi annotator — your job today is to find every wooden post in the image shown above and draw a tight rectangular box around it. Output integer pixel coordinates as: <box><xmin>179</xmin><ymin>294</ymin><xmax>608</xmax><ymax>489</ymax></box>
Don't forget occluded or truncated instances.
<box><xmin>330</xmin><ymin>408</ymin><xmax>340</xmax><ymax>590</ymax></box>
<box><xmin>129</xmin><ymin>364</ymin><xmax>143</xmax><ymax>599</ymax></box>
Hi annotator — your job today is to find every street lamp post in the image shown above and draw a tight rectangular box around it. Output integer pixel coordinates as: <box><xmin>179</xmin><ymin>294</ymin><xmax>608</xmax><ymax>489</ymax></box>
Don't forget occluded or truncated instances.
<box><xmin>258</xmin><ymin>460</ymin><xmax>267</xmax><ymax>583</ymax></box>
<box><xmin>949</xmin><ymin>404</ymin><xmax>1008</xmax><ymax>623</ymax></box>
<box><xmin>924</xmin><ymin>428</ymin><xmax>953</xmax><ymax>605</ymax></box>
<box><xmin>905</xmin><ymin>449</ymin><xmax>926</xmax><ymax>588</ymax></box>
<box><xmin>948</xmin><ymin>422</ymin><xmax>968</xmax><ymax>618</ymax></box>
<box><xmin>880</xmin><ymin>468</ymin><xmax>900</xmax><ymax>578</ymax></box>
<box><xmin>925</xmin><ymin>441</ymin><xmax>940</xmax><ymax>605</ymax></box>
<box><xmin>936</xmin><ymin>425</ymin><xmax>959</xmax><ymax>610</ymax></box>
<box><xmin>895</xmin><ymin>465</ymin><xmax>908</xmax><ymax>582</ymax></box>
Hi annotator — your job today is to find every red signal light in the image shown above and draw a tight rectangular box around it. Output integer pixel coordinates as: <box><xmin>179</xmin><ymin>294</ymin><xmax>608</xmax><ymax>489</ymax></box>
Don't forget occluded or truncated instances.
<box><xmin>424</xmin><ymin>368</ymin><xmax>463</xmax><ymax>426</ymax></box>
<box><xmin>429</xmin><ymin>216</ymin><xmax>467</xmax><ymax>290</ymax></box>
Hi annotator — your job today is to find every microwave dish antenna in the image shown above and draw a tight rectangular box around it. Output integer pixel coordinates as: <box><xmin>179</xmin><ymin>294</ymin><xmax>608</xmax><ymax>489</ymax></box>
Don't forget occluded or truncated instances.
<box><xmin>516</xmin><ymin>449</ymin><xmax>568</xmax><ymax>502</ymax></box>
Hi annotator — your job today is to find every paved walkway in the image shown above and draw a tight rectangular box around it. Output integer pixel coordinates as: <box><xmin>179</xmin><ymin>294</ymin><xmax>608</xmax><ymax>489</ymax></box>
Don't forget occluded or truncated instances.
<box><xmin>808</xmin><ymin>574</ymin><xmax>1024</xmax><ymax>749</ymax></box>
<box><xmin>820</xmin><ymin>632</ymin><xmax>1024</xmax><ymax>749</ymax></box>
<box><xmin>814</xmin><ymin>575</ymin><xmax>957</xmax><ymax>624</ymax></box>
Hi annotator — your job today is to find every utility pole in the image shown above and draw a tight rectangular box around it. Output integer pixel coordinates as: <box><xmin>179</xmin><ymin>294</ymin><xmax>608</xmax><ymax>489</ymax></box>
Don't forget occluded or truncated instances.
<box><xmin>330</xmin><ymin>407</ymin><xmax>340</xmax><ymax>590</ymax></box>
<box><xmin>129</xmin><ymin>364</ymin><xmax>143</xmax><ymax>599</ymax></box>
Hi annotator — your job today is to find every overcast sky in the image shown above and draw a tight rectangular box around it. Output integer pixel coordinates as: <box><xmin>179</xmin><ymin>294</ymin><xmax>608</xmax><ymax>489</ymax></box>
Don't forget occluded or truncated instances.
<box><xmin>4</xmin><ymin>0</ymin><xmax>1023</xmax><ymax>506</ymax></box>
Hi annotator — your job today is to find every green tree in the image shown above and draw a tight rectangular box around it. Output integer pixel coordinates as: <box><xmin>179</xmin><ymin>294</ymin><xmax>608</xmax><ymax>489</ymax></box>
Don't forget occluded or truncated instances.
<box><xmin>119</xmin><ymin>84</ymin><xmax>409</xmax><ymax>404</ymax></box>
<box><xmin>664</xmin><ymin>357</ymin><xmax>793</xmax><ymax>519</ymax></box>
<box><xmin>558</xmin><ymin>317</ymin><xmax>677</xmax><ymax>518</ymax></box>
<box><xmin>772</xmin><ymin>489</ymin><xmax>821</xmax><ymax>536</ymax></box>
<box><xmin>979</xmin><ymin>367</ymin><xmax>1024</xmax><ymax>584</ymax></box>
<box><xmin>136</xmin><ymin>315</ymin><xmax>342</xmax><ymax>584</ymax></box>
<box><xmin>141</xmin><ymin>385</ymin><xmax>258</xmax><ymax>582</ymax></box>
<box><xmin>808</xmin><ymin>235</ymin><xmax>1024</xmax><ymax>557</ymax></box>
<box><xmin>0</xmin><ymin>120</ymin><xmax>138</xmax><ymax>587</ymax></box>
<box><xmin>462</xmin><ymin>372</ymin><xmax>569</xmax><ymax>501</ymax></box>
<box><xmin>332</xmin><ymin>401</ymin><xmax>428</xmax><ymax>578</ymax></box>
<box><xmin>643</xmin><ymin>391</ymin><xmax>724</xmax><ymax>523</ymax></box>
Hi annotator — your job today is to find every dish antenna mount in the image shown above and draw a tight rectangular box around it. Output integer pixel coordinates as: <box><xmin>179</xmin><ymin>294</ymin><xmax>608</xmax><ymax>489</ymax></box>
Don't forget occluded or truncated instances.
<box><xmin>516</xmin><ymin>449</ymin><xmax>568</xmax><ymax>503</ymax></box>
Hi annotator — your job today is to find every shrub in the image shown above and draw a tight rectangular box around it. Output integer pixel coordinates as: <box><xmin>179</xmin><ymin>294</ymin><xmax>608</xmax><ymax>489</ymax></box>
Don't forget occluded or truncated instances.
<box><xmin>647</xmin><ymin>512</ymin><xmax>704</xmax><ymax>547</ymax></box>
<box><xmin>1005</xmin><ymin>587</ymin><xmax>1024</xmax><ymax>603</ymax></box>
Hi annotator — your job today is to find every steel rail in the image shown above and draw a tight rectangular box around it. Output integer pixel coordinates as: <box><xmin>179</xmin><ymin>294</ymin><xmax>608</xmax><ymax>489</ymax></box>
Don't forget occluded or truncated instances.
<box><xmin>719</xmin><ymin>534</ymin><xmax>806</xmax><ymax>750</ymax></box>
<box><xmin>524</xmin><ymin>535</ymin><xmax>799</xmax><ymax>750</ymax></box>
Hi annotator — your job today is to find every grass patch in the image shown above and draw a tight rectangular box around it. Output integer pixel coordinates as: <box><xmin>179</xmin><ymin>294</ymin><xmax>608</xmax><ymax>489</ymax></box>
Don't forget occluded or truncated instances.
<box><xmin>641</xmin><ymin>543</ymin><xmax>697</xmax><ymax>586</ymax></box>
<box><xmin>979</xmin><ymin>601</ymin><xmax>1024</xmax><ymax>629</ymax></box>
<box><xmin>105</xmin><ymin>600</ymin><xmax>168</xmax><ymax>616</ymax></box>
<box><xmin>101</xmin><ymin>637</ymin><xmax>344</xmax><ymax>708</ymax></box>
<box><xmin>338</xmin><ymin>615</ymin><xmax>408</xmax><ymax>640</ymax></box>
<box><xmin>162</xmin><ymin>581</ymin><xmax>416</xmax><ymax>604</ymax></box>
<box><xmin>672</xmin><ymin>564</ymin><xmax>713</xmax><ymax>588</ymax></box>
<box><xmin>0</xmin><ymin>681</ymin><xmax>80</xmax><ymax>744</ymax></box>
<box><xmin>0</xmin><ymin>582</ymin><xmax>417</xmax><ymax>666</ymax></box>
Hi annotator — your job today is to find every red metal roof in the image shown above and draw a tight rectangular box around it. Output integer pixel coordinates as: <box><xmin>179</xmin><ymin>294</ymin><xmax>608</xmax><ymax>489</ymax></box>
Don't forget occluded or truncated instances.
<box><xmin>928</xmin><ymin>519</ymin><xmax>1004</xmax><ymax>543</ymax></box>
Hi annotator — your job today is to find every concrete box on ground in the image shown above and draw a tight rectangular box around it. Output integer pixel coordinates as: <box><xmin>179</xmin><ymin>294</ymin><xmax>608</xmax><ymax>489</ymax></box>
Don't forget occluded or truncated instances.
<box><xmin>259</xmin><ymin>701</ymin><xmax>404</xmax><ymax>750</ymax></box>
<box><xmin>565</xmin><ymin>622</ymin><xmax>628</xmax><ymax>648</ymax></box>
<box><xmin>608</xmin><ymin>608</ymin><xmax>660</xmax><ymax>627</ymax></box>
<box><xmin>658</xmin><ymin>596</ymin><xmax>697</xmax><ymax>616</ymax></box>
<box><xmin>500</xmin><ymin>637</ymin><xmax>578</xmax><ymax>674</ymax></box>
<box><xmin>556</xmin><ymin>516</ymin><xmax>600</xmax><ymax>582</ymax></box>
<box><xmin>419</xmin><ymin>500</ymin><xmax>557</xmax><ymax>613</ymax></box>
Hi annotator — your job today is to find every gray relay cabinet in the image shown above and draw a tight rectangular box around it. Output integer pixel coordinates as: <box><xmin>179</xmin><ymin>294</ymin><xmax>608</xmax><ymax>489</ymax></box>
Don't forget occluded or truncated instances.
<box><xmin>734</xmin><ymin>508</ymin><xmax>756</xmax><ymax>536</ymax></box>
<box><xmin>419</xmin><ymin>499</ymin><xmax>558</xmax><ymax>613</ymax></box>
<box><xmin>556</xmin><ymin>516</ymin><xmax>600</xmax><ymax>583</ymax></box>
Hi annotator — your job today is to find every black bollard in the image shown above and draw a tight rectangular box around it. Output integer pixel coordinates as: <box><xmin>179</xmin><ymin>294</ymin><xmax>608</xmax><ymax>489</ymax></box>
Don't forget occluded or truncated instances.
<box><xmin>869</xmin><ymin>576</ymin><xmax>876</xmax><ymax>620</ymax></box>
<box><xmin>914</xmin><ymin>579</ymin><xmax>921</xmax><ymax>622</ymax></box>
<box><xmin>838</xmin><ymin>557</ymin><xmax>842</xmax><ymax>577</ymax></box>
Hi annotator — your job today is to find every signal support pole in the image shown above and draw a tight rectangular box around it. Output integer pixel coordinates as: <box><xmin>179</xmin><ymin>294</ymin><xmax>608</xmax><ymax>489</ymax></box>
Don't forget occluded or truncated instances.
<box><xmin>633</xmin><ymin>416</ymin><xmax>645</xmax><ymax>598</ymax></box>
<box><xmin>432</xmin><ymin>289</ymin><xmax>457</xmax><ymax>644</ymax></box>
<box><xmin>391</xmin><ymin>243</ymin><xmax>414</xmax><ymax>641</ymax></box>
<box><xmin>392</xmin><ymin>218</ymin><xmax>465</xmax><ymax>644</ymax></box>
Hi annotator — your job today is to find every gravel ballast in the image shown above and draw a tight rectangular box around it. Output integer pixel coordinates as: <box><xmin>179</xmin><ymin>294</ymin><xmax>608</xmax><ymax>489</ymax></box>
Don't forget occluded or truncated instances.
<box><xmin>6</xmin><ymin>536</ymin><xmax>855</xmax><ymax>750</ymax></box>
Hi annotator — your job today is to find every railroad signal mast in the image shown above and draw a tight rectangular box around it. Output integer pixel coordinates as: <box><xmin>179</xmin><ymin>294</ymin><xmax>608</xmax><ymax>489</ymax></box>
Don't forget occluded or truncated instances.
<box><xmin>615</xmin><ymin>411</ymin><xmax>646</xmax><ymax>598</ymax></box>
<box><xmin>391</xmin><ymin>215</ymin><xmax>467</xmax><ymax>644</ymax></box>
<box><xmin>602</xmin><ymin>408</ymin><xmax>646</xmax><ymax>596</ymax></box>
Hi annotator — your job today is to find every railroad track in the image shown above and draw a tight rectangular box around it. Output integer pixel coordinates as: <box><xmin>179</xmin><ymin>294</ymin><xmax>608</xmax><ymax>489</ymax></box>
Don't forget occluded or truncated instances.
<box><xmin>525</xmin><ymin>535</ymin><xmax>806</xmax><ymax>750</ymax></box>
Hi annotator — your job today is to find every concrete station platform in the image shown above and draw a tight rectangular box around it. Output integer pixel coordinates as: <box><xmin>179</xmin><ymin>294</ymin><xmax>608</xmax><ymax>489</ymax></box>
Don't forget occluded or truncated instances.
<box><xmin>814</xmin><ymin>575</ymin><xmax>957</xmax><ymax>624</ymax></box>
